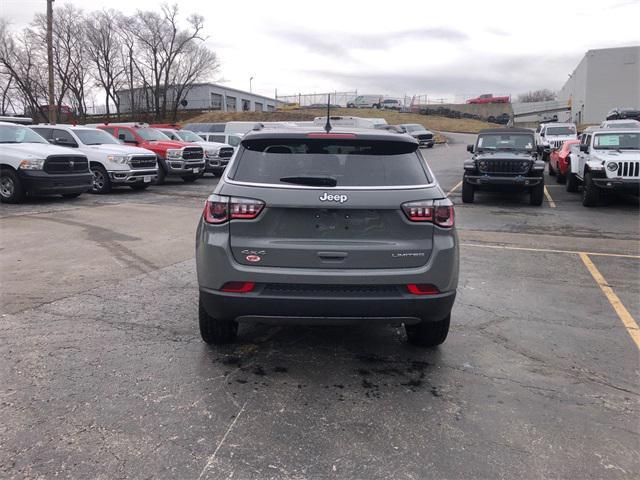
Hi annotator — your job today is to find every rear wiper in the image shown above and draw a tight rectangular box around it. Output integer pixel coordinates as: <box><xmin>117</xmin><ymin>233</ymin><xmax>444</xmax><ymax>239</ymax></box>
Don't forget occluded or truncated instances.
<box><xmin>279</xmin><ymin>176</ymin><xmax>337</xmax><ymax>187</ymax></box>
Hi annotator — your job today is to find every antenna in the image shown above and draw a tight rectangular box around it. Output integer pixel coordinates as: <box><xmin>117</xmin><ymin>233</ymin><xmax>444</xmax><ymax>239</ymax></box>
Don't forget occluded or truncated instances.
<box><xmin>324</xmin><ymin>94</ymin><xmax>332</xmax><ymax>133</ymax></box>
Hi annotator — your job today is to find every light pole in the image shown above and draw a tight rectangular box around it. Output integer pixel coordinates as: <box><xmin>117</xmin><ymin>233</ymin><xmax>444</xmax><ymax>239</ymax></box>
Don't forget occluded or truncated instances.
<box><xmin>47</xmin><ymin>0</ymin><xmax>56</xmax><ymax>124</ymax></box>
<box><xmin>249</xmin><ymin>76</ymin><xmax>254</xmax><ymax>93</ymax></box>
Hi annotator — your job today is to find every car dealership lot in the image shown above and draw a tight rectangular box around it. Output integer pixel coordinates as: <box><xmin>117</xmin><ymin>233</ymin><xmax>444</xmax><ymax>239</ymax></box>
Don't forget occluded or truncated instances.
<box><xmin>1</xmin><ymin>134</ymin><xmax>638</xmax><ymax>479</ymax></box>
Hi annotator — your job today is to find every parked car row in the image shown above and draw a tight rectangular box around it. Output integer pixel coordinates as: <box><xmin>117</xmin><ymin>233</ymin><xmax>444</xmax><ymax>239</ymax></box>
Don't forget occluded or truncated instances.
<box><xmin>463</xmin><ymin>120</ymin><xmax>639</xmax><ymax>208</ymax></box>
<box><xmin>416</xmin><ymin>106</ymin><xmax>510</xmax><ymax>125</ymax></box>
<box><xmin>553</xmin><ymin>127</ymin><xmax>640</xmax><ymax>206</ymax></box>
<box><xmin>0</xmin><ymin>120</ymin><xmax>237</xmax><ymax>203</ymax></box>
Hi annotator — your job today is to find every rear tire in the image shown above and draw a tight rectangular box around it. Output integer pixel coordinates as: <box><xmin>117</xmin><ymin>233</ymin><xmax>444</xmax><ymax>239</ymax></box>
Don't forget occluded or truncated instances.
<box><xmin>426</xmin><ymin>143</ymin><xmax>434</xmax><ymax>148</ymax></box>
<box><xmin>90</xmin><ymin>164</ymin><xmax>111</xmax><ymax>194</ymax></box>
<box><xmin>461</xmin><ymin>180</ymin><xmax>475</xmax><ymax>203</ymax></box>
<box><xmin>130</xmin><ymin>183</ymin><xmax>150</xmax><ymax>191</ymax></box>
<box><xmin>530</xmin><ymin>182</ymin><xmax>544</xmax><ymax>206</ymax></box>
<box><xmin>199</xmin><ymin>298</ymin><xmax>238</xmax><ymax>345</ymax></box>
<box><xmin>548</xmin><ymin>161</ymin><xmax>556</xmax><ymax>176</ymax></box>
<box><xmin>405</xmin><ymin>315</ymin><xmax>450</xmax><ymax>347</ymax></box>
<box><xmin>566</xmin><ymin>170</ymin><xmax>579</xmax><ymax>192</ymax></box>
<box><xmin>556</xmin><ymin>171</ymin><xmax>566</xmax><ymax>184</ymax></box>
<box><xmin>0</xmin><ymin>169</ymin><xmax>26</xmax><ymax>203</ymax></box>
<box><xmin>582</xmin><ymin>172</ymin><xmax>600</xmax><ymax>207</ymax></box>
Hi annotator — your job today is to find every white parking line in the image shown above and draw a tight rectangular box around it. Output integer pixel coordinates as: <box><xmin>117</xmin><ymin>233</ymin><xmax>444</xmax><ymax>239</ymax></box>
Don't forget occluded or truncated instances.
<box><xmin>198</xmin><ymin>400</ymin><xmax>248</xmax><ymax>479</ymax></box>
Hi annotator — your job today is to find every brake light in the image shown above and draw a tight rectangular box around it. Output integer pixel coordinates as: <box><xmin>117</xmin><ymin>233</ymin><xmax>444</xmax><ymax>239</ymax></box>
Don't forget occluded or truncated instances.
<box><xmin>307</xmin><ymin>133</ymin><xmax>357</xmax><ymax>139</ymax></box>
<box><xmin>406</xmin><ymin>284</ymin><xmax>440</xmax><ymax>295</ymax></box>
<box><xmin>401</xmin><ymin>201</ymin><xmax>433</xmax><ymax>222</ymax></box>
<box><xmin>229</xmin><ymin>197</ymin><xmax>264</xmax><ymax>219</ymax></box>
<box><xmin>221</xmin><ymin>282</ymin><xmax>255</xmax><ymax>293</ymax></box>
<box><xmin>203</xmin><ymin>196</ymin><xmax>264</xmax><ymax>224</ymax></box>
<box><xmin>401</xmin><ymin>201</ymin><xmax>454</xmax><ymax>228</ymax></box>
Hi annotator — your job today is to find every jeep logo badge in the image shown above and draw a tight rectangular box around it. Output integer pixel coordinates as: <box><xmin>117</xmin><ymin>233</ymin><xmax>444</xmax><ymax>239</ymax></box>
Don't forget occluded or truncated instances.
<box><xmin>319</xmin><ymin>192</ymin><xmax>347</xmax><ymax>203</ymax></box>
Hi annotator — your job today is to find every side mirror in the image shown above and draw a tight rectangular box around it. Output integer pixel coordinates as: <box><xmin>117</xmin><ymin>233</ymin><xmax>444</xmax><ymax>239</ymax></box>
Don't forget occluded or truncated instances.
<box><xmin>118</xmin><ymin>134</ymin><xmax>126</xmax><ymax>141</ymax></box>
<box><xmin>580</xmin><ymin>144</ymin><xmax>589</xmax><ymax>153</ymax></box>
<box><xmin>466</xmin><ymin>144</ymin><xmax>474</xmax><ymax>153</ymax></box>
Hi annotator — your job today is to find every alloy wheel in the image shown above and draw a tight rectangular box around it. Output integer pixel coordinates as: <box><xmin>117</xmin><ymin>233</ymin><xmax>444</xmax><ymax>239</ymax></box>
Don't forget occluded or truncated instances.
<box><xmin>0</xmin><ymin>175</ymin><xmax>15</xmax><ymax>198</ymax></box>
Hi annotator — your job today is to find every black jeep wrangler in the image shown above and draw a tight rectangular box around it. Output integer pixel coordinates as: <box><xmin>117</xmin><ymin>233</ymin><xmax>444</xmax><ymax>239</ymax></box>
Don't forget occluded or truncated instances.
<box><xmin>462</xmin><ymin>128</ymin><xmax>546</xmax><ymax>206</ymax></box>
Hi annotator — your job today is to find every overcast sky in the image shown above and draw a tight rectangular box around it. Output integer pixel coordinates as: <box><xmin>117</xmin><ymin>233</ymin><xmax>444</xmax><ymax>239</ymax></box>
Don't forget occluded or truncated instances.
<box><xmin>1</xmin><ymin>0</ymin><xmax>639</xmax><ymax>102</ymax></box>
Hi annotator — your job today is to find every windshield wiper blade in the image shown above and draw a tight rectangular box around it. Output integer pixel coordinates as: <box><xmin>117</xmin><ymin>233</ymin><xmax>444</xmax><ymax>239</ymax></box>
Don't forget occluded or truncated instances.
<box><xmin>279</xmin><ymin>176</ymin><xmax>337</xmax><ymax>187</ymax></box>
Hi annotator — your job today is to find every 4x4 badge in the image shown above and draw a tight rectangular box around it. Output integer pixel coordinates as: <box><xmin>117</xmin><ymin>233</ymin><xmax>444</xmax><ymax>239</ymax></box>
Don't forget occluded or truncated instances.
<box><xmin>319</xmin><ymin>192</ymin><xmax>347</xmax><ymax>203</ymax></box>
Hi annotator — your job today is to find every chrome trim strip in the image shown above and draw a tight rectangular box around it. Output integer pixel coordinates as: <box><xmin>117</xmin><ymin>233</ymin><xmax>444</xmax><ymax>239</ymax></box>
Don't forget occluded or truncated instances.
<box><xmin>221</xmin><ymin>177</ymin><xmax>438</xmax><ymax>190</ymax></box>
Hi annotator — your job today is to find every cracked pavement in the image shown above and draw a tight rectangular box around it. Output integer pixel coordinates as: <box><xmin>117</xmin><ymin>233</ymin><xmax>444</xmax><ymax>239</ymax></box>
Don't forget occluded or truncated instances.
<box><xmin>1</xmin><ymin>137</ymin><xmax>639</xmax><ymax>479</ymax></box>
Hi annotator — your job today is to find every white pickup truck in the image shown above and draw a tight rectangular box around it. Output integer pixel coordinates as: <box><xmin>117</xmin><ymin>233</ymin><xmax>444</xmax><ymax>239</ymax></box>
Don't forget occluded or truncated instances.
<box><xmin>535</xmin><ymin>123</ymin><xmax>578</xmax><ymax>161</ymax></box>
<box><xmin>566</xmin><ymin>128</ymin><xmax>640</xmax><ymax>206</ymax></box>
<box><xmin>0</xmin><ymin>122</ymin><xmax>93</xmax><ymax>203</ymax></box>
<box><xmin>30</xmin><ymin>124</ymin><xmax>158</xmax><ymax>194</ymax></box>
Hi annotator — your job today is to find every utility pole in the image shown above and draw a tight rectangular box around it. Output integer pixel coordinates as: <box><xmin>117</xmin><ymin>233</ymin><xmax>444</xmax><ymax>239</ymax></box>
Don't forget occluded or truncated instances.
<box><xmin>249</xmin><ymin>76</ymin><xmax>254</xmax><ymax>93</ymax></box>
<box><xmin>47</xmin><ymin>0</ymin><xmax>56</xmax><ymax>124</ymax></box>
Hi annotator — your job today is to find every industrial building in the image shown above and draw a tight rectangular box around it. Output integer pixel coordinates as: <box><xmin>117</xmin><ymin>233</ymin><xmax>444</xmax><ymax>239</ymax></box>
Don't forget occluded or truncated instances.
<box><xmin>117</xmin><ymin>83</ymin><xmax>278</xmax><ymax>114</ymax></box>
<box><xmin>558</xmin><ymin>46</ymin><xmax>640</xmax><ymax>124</ymax></box>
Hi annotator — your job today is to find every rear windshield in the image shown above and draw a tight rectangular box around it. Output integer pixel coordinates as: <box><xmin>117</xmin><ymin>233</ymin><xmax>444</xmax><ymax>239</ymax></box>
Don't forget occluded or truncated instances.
<box><xmin>230</xmin><ymin>139</ymin><xmax>430</xmax><ymax>187</ymax></box>
<box><xmin>546</xmin><ymin>126</ymin><xmax>575</xmax><ymax>135</ymax></box>
<box><xmin>477</xmin><ymin>133</ymin><xmax>534</xmax><ymax>151</ymax></box>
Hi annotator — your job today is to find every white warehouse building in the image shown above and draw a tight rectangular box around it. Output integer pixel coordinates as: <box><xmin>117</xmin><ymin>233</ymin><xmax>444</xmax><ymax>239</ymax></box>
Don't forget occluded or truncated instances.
<box><xmin>558</xmin><ymin>46</ymin><xmax>640</xmax><ymax>125</ymax></box>
<box><xmin>117</xmin><ymin>83</ymin><xmax>278</xmax><ymax>114</ymax></box>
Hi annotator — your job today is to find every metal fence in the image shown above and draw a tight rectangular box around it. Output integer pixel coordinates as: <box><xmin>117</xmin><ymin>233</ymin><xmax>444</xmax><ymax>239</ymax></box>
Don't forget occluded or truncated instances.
<box><xmin>276</xmin><ymin>91</ymin><xmax>358</xmax><ymax>108</ymax></box>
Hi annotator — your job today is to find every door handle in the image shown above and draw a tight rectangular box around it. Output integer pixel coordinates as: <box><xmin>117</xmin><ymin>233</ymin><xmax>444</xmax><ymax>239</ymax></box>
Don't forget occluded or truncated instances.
<box><xmin>318</xmin><ymin>251</ymin><xmax>348</xmax><ymax>262</ymax></box>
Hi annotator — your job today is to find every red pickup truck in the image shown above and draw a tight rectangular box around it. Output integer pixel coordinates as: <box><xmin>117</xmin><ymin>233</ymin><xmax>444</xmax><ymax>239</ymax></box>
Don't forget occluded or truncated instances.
<box><xmin>466</xmin><ymin>94</ymin><xmax>510</xmax><ymax>104</ymax></box>
<box><xmin>96</xmin><ymin>123</ymin><xmax>205</xmax><ymax>184</ymax></box>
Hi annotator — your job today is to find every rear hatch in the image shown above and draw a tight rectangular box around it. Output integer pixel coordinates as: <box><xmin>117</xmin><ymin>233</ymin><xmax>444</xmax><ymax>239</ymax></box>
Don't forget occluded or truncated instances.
<box><xmin>221</xmin><ymin>134</ymin><xmax>443</xmax><ymax>269</ymax></box>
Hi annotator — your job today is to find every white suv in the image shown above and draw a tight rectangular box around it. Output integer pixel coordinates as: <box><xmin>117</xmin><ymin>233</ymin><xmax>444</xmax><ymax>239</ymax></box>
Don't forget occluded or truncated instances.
<box><xmin>566</xmin><ymin>128</ymin><xmax>640</xmax><ymax>206</ymax></box>
<box><xmin>30</xmin><ymin>125</ymin><xmax>158</xmax><ymax>194</ymax></box>
<box><xmin>535</xmin><ymin>123</ymin><xmax>578</xmax><ymax>161</ymax></box>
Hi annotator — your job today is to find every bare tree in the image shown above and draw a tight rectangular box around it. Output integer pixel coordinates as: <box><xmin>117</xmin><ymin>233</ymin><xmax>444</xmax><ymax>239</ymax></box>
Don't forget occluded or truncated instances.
<box><xmin>518</xmin><ymin>89</ymin><xmax>557</xmax><ymax>103</ymax></box>
<box><xmin>85</xmin><ymin>10</ymin><xmax>126</xmax><ymax>118</ymax></box>
<box><xmin>0</xmin><ymin>19</ymin><xmax>48</xmax><ymax>118</ymax></box>
<box><xmin>168</xmin><ymin>43</ymin><xmax>219</xmax><ymax>120</ymax></box>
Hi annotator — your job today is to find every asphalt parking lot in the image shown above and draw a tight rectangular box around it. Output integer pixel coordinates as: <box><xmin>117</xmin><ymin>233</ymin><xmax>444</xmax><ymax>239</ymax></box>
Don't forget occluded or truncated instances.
<box><xmin>1</xmin><ymin>133</ymin><xmax>639</xmax><ymax>479</ymax></box>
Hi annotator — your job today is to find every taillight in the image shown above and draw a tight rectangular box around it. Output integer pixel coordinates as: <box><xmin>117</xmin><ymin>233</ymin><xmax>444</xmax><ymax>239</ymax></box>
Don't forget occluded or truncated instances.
<box><xmin>203</xmin><ymin>195</ymin><xmax>264</xmax><ymax>224</ymax></box>
<box><xmin>406</xmin><ymin>284</ymin><xmax>440</xmax><ymax>295</ymax></box>
<box><xmin>401</xmin><ymin>200</ymin><xmax>454</xmax><ymax>228</ymax></box>
<box><xmin>221</xmin><ymin>282</ymin><xmax>255</xmax><ymax>293</ymax></box>
<box><xmin>434</xmin><ymin>205</ymin><xmax>454</xmax><ymax>228</ymax></box>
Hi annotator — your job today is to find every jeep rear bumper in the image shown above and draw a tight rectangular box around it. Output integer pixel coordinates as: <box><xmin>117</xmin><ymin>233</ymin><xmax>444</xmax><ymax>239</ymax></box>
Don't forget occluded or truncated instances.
<box><xmin>199</xmin><ymin>286</ymin><xmax>456</xmax><ymax>324</ymax></box>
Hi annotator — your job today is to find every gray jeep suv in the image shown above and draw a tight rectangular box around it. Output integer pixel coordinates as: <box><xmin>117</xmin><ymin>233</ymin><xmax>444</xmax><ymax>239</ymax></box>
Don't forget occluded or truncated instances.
<box><xmin>195</xmin><ymin>127</ymin><xmax>459</xmax><ymax>346</ymax></box>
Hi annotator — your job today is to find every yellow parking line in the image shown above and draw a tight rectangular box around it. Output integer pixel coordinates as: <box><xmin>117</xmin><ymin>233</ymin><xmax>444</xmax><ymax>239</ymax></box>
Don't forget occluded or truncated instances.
<box><xmin>447</xmin><ymin>180</ymin><xmax>462</xmax><ymax>197</ymax></box>
<box><xmin>579</xmin><ymin>253</ymin><xmax>640</xmax><ymax>350</ymax></box>
<box><xmin>461</xmin><ymin>243</ymin><xmax>640</xmax><ymax>259</ymax></box>
<box><xmin>544</xmin><ymin>186</ymin><xmax>556</xmax><ymax>208</ymax></box>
